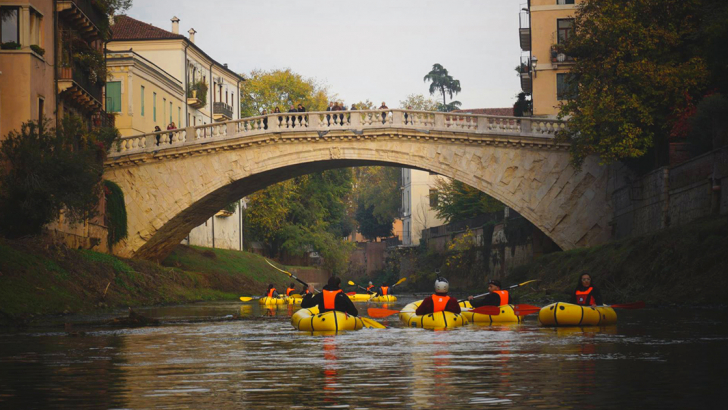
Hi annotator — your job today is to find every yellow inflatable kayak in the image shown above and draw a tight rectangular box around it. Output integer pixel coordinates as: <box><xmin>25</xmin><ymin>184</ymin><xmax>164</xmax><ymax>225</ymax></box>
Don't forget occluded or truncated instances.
<box><xmin>398</xmin><ymin>301</ymin><xmax>468</xmax><ymax>329</ymax></box>
<box><xmin>369</xmin><ymin>295</ymin><xmax>397</xmax><ymax>303</ymax></box>
<box><xmin>259</xmin><ymin>296</ymin><xmax>286</xmax><ymax>305</ymax></box>
<box><xmin>287</xmin><ymin>297</ymin><xmax>303</xmax><ymax>305</ymax></box>
<box><xmin>538</xmin><ymin>302</ymin><xmax>617</xmax><ymax>327</ymax></box>
<box><xmin>291</xmin><ymin>306</ymin><xmax>383</xmax><ymax>331</ymax></box>
<box><xmin>459</xmin><ymin>301</ymin><xmax>524</xmax><ymax>324</ymax></box>
<box><xmin>347</xmin><ymin>293</ymin><xmax>374</xmax><ymax>302</ymax></box>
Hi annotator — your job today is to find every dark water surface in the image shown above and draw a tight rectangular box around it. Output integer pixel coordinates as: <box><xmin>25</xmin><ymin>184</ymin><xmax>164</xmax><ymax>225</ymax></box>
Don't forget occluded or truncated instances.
<box><xmin>1</xmin><ymin>299</ymin><xmax>727</xmax><ymax>409</ymax></box>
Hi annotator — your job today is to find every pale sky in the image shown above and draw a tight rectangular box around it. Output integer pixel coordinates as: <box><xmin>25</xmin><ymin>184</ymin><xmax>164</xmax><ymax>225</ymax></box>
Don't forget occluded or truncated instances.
<box><xmin>127</xmin><ymin>0</ymin><xmax>523</xmax><ymax>110</ymax></box>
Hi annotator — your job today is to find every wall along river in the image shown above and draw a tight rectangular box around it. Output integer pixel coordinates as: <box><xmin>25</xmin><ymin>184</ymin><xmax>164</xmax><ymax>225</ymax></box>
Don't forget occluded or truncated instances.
<box><xmin>1</xmin><ymin>297</ymin><xmax>726</xmax><ymax>409</ymax></box>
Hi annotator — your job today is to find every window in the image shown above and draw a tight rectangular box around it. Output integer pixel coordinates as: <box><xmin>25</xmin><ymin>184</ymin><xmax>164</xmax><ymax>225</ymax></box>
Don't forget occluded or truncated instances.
<box><xmin>557</xmin><ymin>73</ymin><xmax>577</xmax><ymax>100</ymax></box>
<box><xmin>557</xmin><ymin>0</ymin><xmax>575</xmax><ymax>4</ymax></box>
<box><xmin>29</xmin><ymin>9</ymin><xmax>42</xmax><ymax>47</ymax></box>
<box><xmin>140</xmin><ymin>86</ymin><xmax>145</xmax><ymax>116</ymax></box>
<box><xmin>163</xmin><ymin>98</ymin><xmax>166</xmax><ymax>124</ymax></box>
<box><xmin>106</xmin><ymin>81</ymin><xmax>122</xmax><ymax>113</ymax></box>
<box><xmin>429</xmin><ymin>189</ymin><xmax>439</xmax><ymax>207</ymax></box>
<box><xmin>178</xmin><ymin>107</ymin><xmax>181</xmax><ymax>125</ymax></box>
<box><xmin>557</xmin><ymin>19</ymin><xmax>574</xmax><ymax>44</ymax></box>
<box><xmin>169</xmin><ymin>101</ymin><xmax>172</xmax><ymax>124</ymax></box>
<box><xmin>153</xmin><ymin>92</ymin><xmax>157</xmax><ymax>121</ymax></box>
<box><xmin>0</xmin><ymin>7</ymin><xmax>19</xmax><ymax>44</ymax></box>
<box><xmin>38</xmin><ymin>97</ymin><xmax>44</xmax><ymax>122</ymax></box>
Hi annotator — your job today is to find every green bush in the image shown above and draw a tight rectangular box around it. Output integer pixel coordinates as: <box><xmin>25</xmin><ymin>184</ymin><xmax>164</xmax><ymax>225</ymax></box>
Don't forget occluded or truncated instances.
<box><xmin>104</xmin><ymin>180</ymin><xmax>127</xmax><ymax>247</ymax></box>
<box><xmin>30</xmin><ymin>44</ymin><xmax>45</xmax><ymax>56</ymax></box>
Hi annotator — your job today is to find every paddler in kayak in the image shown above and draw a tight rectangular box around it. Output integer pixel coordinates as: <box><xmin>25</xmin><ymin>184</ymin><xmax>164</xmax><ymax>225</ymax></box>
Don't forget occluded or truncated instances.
<box><xmin>571</xmin><ymin>273</ymin><xmax>602</xmax><ymax>306</ymax></box>
<box><xmin>415</xmin><ymin>277</ymin><xmax>461</xmax><ymax>315</ymax></box>
<box><xmin>285</xmin><ymin>283</ymin><xmax>296</xmax><ymax>297</ymax></box>
<box><xmin>374</xmin><ymin>283</ymin><xmax>392</xmax><ymax>297</ymax></box>
<box><xmin>300</xmin><ymin>285</ymin><xmax>312</xmax><ymax>296</ymax></box>
<box><xmin>467</xmin><ymin>280</ymin><xmax>509</xmax><ymax>307</ymax></box>
<box><xmin>366</xmin><ymin>281</ymin><xmax>375</xmax><ymax>293</ymax></box>
<box><xmin>265</xmin><ymin>284</ymin><xmax>279</xmax><ymax>298</ymax></box>
<box><xmin>301</xmin><ymin>277</ymin><xmax>358</xmax><ymax>316</ymax></box>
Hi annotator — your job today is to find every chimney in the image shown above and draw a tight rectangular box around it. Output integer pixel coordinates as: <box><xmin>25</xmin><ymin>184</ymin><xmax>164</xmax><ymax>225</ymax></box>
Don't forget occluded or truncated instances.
<box><xmin>223</xmin><ymin>63</ymin><xmax>228</xmax><ymax>68</ymax></box>
<box><xmin>188</xmin><ymin>28</ymin><xmax>196</xmax><ymax>43</ymax></box>
<box><xmin>171</xmin><ymin>16</ymin><xmax>180</xmax><ymax>34</ymax></box>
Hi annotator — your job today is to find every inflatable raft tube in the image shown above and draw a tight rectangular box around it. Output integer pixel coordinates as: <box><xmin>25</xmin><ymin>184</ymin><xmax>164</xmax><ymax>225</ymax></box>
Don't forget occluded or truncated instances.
<box><xmin>259</xmin><ymin>296</ymin><xmax>286</xmax><ymax>305</ymax></box>
<box><xmin>459</xmin><ymin>302</ymin><xmax>524</xmax><ymax>324</ymax></box>
<box><xmin>369</xmin><ymin>295</ymin><xmax>397</xmax><ymax>303</ymax></box>
<box><xmin>287</xmin><ymin>297</ymin><xmax>303</xmax><ymax>305</ymax></box>
<box><xmin>291</xmin><ymin>306</ymin><xmax>383</xmax><ymax>331</ymax></box>
<box><xmin>347</xmin><ymin>294</ymin><xmax>374</xmax><ymax>302</ymax></box>
<box><xmin>398</xmin><ymin>301</ymin><xmax>468</xmax><ymax>329</ymax></box>
<box><xmin>538</xmin><ymin>302</ymin><xmax>617</xmax><ymax>327</ymax></box>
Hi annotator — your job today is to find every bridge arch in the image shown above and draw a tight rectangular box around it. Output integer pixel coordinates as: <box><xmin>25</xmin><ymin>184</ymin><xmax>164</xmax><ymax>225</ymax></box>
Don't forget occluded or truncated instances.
<box><xmin>104</xmin><ymin>110</ymin><xmax>611</xmax><ymax>260</ymax></box>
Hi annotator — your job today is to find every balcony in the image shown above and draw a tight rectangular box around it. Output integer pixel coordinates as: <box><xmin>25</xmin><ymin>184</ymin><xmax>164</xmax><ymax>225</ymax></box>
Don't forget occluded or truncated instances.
<box><xmin>57</xmin><ymin>0</ymin><xmax>107</xmax><ymax>40</ymax></box>
<box><xmin>518</xmin><ymin>56</ymin><xmax>532</xmax><ymax>94</ymax></box>
<box><xmin>213</xmin><ymin>102</ymin><xmax>233</xmax><ymax>121</ymax></box>
<box><xmin>519</xmin><ymin>10</ymin><xmax>530</xmax><ymax>51</ymax></box>
<box><xmin>58</xmin><ymin>61</ymin><xmax>103</xmax><ymax>111</ymax></box>
<box><xmin>551</xmin><ymin>44</ymin><xmax>575</xmax><ymax>65</ymax></box>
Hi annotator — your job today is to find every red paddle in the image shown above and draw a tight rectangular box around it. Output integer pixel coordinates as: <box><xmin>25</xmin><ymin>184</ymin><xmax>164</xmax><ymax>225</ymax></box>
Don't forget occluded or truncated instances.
<box><xmin>607</xmin><ymin>301</ymin><xmax>645</xmax><ymax>309</ymax></box>
<box><xmin>369</xmin><ymin>305</ymin><xmax>501</xmax><ymax>318</ymax></box>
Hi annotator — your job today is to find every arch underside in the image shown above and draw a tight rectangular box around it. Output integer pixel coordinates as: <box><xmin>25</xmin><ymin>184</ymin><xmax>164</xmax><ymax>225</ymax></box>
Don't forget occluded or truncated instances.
<box><xmin>105</xmin><ymin>137</ymin><xmax>611</xmax><ymax>260</ymax></box>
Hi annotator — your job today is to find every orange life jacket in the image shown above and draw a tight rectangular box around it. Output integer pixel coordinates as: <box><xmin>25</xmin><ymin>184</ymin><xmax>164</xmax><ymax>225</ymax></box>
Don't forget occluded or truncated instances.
<box><xmin>286</xmin><ymin>287</ymin><xmax>295</xmax><ymax>296</ymax></box>
<box><xmin>302</xmin><ymin>288</ymin><xmax>311</xmax><ymax>295</ymax></box>
<box><xmin>366</xmin><ymin>285</ymin><xmax>374</xmax><ymax>291</ymax></box>
<box><xmin>493</xmin><ymin>290</ymin><xmax>509</xmax><ymax>306</ymax></box>
<box><xmin>431</xmin><ymin>294</ymin><xmax>451</xmax><ymax>313</ymax></box>
<box><xmin>575</xmin><ymin>287</ymin><xmax>596</xmax><ymax>306</ymax></box>
<box><xmin>267</xmin><ymin>288</ymin><xmax>276</xmax><ymax>298</ymax></box>
<box><xmin>323</xmin><ymin>289</ymin><xmax>342</xmax><ymax>310</ymax></box>
<box><xmin>380</xmin><ymin>286</ymin><xmax>389</xmax><ymax>296</ymax></box>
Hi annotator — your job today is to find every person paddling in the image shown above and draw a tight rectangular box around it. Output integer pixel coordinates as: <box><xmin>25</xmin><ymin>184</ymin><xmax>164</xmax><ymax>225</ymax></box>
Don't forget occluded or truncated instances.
<box><xmin>265</xmin><ymin>284</ymin><xmax>279</xmax><ymax>298</ymax></box>
<box><xmin>300</xmin><ymin>285</ymin><xmax>312</xmax><ymax>296</ymax></box>
<box><xmin>285</xmin><ymin>283</ymin><xmax>296</xmax><ymax>297</ymax></box>
<box><xmin>366</xmin><ymin>281</ymin><xmax>375</xmax><ymax>293</ymax></box>
<box><xmin>467</xmin><ymin>280</ymin><xmax>509</xmax><ymax>307</ymax></box>
<box><xmin>416</xmin><ymin>277</ymin><xmax>461</xmax><ymax>315</ymax></box>
<box><xmin>302</xmin><ymin>277</ymin><xmax>358</xmax><ymax>316</ymax></box>
<box><xmin>571</xmin><ymin>273</ymin><xmax>602</xmax><ymax>306</ymax></box>
<box><xmin>374</xmin><ymin>283</ymin><xmax>392</xmax><ymax>297</ymax></box>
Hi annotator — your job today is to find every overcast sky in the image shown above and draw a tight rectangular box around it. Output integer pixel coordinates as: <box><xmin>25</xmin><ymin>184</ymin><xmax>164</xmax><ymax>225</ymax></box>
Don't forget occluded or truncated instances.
<box><xmin>127</xmin><ymin>0</ymin><xmax>523</xmax><ymax>109</ymax></box>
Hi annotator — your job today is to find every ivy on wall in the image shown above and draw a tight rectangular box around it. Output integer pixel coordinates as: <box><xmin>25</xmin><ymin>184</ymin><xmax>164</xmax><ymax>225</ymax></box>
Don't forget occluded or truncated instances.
<box><xmin>104</xmin><ymin>180</ymin><xmax>127</xmax><ymax>248</ymax></box>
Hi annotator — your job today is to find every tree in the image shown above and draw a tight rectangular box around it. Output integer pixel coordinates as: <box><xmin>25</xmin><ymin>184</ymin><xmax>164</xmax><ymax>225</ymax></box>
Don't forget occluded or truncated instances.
<box><xmin>423</xmin><ymin>64</ymin><xmax>462</xmax><ymax>112</ymax></box>
<box><xmin>239</xmin><ymin>68</ymin><xmax>331</xmax><ymax>117</ymax></box>
<box><xmin>399</xmin><ymin>94</ymin><xmax>439</xmax><ymax>111</ymax></box>
<box><xmin>0</xmin><ymin>117</ymin><xmax>119</xmax><ymax>238</ymax></box>
<box><xmin>355</xmin><ymin>202</ymin><xmax>393</xmax><ymax>240</ymax></box>
<box><xmin>513</xmin><ymin>92</ymin><xmax>532</xmax><ymax>117</ymax></box>
<box><xmin>354</xmin><ymin>166</ymin><xmax>400</xmax><ymax>230</ymax></box>
<box><xmin>556</xmin><ymin>0</ymin><xmax>709</xmax><ymax>169</ymax></box>
<box><xmin>433</xmin><ymin>179</ymin><xmax>504</xmax><ymax>223</ymax></box>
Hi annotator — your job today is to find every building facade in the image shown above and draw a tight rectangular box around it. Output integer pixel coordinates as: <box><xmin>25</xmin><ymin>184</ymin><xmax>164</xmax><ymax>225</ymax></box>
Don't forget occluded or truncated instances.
<box><xmin>400</xmin><ymin>168</ymin><xmax>448</xmax><ymax>246</ymax></box>
<box><xmin>520</xmin><ymin>0</ymin><xmax>579</xmax><ymax>118</ymax></box>
<box><xmin>0</xmin><ymin>0</ymin><xmax>108</xmax><ymax>142</ymax></box>
<box><xmin>106</xmin><ymin>15</ymin><xmax>244</xmax><ymax>135</ymax></box>
<box><xmin>184</xmin><ymin>199</ymin><xmax>246</xmax><ymax>251</ymax></box>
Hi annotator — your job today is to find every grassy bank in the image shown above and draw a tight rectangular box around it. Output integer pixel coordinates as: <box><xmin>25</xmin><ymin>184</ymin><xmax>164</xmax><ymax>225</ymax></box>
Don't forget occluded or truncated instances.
<box><xmin>508</xmin><ymin>214</ymin><xmax>728</xmax><ymax>306</ymax></box>
<box><xmin>0</xmin><ymin>242</ymin><xmax>301</xmax><ymax>326</ymax></box>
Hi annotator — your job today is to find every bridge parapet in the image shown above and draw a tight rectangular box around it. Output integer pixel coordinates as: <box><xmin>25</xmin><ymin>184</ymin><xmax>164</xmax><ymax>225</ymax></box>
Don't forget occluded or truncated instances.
<box><xmin>108</xmin><ymin>109</ymin><xmax>565</xmax><ymax>158</ymax></box>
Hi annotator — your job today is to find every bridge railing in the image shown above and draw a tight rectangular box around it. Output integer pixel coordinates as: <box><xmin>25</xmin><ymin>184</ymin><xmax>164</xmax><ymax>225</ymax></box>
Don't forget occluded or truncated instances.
<box><xmin>108</xmin><ymin>109</ymin><xmax>565</xmax><ymax>158</ymax></box>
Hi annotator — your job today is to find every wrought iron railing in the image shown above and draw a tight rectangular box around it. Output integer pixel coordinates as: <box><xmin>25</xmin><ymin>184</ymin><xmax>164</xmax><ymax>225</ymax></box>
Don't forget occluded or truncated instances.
<box><xmin>214</xmin><ymin>102</ymin><xmax>233</xmax><ymax>119</ymax></box>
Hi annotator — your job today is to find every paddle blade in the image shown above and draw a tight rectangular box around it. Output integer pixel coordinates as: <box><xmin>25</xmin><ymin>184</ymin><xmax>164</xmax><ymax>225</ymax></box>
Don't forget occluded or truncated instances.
<box><xmin>610</xmin><ymin>301</ymin><xmax>645</xmax><ymax>310</ymax></box>
<box><xmin>346</xmin><ymin>292</ymin><xmax>356</xmax><ymax>296</ymax></box>
<box><xmin>470</xmin><ymin>305</ymin><xmax>502</xmax><ymax>315</ymax></box>
<box><xmin>392</xmin><ymin>277</ymin><xmax>407</xmax><ymax>287</ymax></box>
<box><xmin>513</xmin><ymin>304</ymin><xmax>541</xmax><ymax>316</ymax></box>
<box><xmin>347</xmin><ymin>280</ymin><xmax>356</xmax><ymax>286</ymax></box>
<box><xmin>367</xmin><ymin>308</ymin><xmax>400</xmax><ymax>318</ymax></box>
<box><xmin>360</xmin><ymin>317</ymin><xmax>387</xmax><ymax>329</ymax></box>
<box><xmin>239</xmin><ymin>297</ymin><xmax>253</xmax><ymax>302</ymax></box>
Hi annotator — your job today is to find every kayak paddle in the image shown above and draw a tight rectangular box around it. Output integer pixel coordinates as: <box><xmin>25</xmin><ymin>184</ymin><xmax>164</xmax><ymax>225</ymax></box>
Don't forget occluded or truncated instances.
<box><xmin>368</xmin><ymin>305</ymin><xmax>501</xmax><ymax>319</ymax></box>
<box><xmin>347</xmin><ymin>280</ymin><xmax>375</xmax><ymax>294</ymax></box>
<box><xmin>265</xmin><ymin>259</ymin><xmax>320</xmax><ymax>293</ymax></box>
<box><xmin>458</xmin><ymin>279</ymin><xmax>538</xmax><ymax>303</ymax></box>
<box><xmin>606</xmin><ymin>301</ymin><xmax>645</xmax><ymax>309</ymax></box>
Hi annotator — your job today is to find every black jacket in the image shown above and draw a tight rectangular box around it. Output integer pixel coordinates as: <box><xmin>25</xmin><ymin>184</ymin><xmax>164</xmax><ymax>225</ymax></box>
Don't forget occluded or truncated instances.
<box><xmin>301</xmin><ymin>285</ymin><xmax>358</xmax><ymax>316</ymax></box>
<box><xmin>470</xmin><ymin>292</ymin><xmax>512</xmax><ymax>308</ymax></box>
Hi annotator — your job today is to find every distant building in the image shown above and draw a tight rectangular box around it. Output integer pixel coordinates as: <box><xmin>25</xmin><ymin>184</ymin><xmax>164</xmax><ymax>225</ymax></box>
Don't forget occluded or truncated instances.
<box><xmin>401</xmin><ymin>169</ymin><xmax>448</xmax><ymax>246</ymax></box>
<box><xmin>519</xmin><ymin>0</ymin><xmax>579</xmax><ymax>118</ymax></box>
<box><xmin>184</xmin><ymin>199</ymin><xmax>246</xmax><ymax>251</ymax></box>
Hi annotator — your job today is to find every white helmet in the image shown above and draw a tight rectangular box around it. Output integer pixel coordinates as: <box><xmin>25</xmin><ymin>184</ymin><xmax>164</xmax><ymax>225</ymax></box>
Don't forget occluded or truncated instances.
<box><xmin>369</xmin><ymin>281</ymin><xmax>373</xmax><ymax>286</ymax></box>
<box><xmin>434</xmin><ymin>277</ymin><xmax>449</xmax><ymax>293</ymax></box>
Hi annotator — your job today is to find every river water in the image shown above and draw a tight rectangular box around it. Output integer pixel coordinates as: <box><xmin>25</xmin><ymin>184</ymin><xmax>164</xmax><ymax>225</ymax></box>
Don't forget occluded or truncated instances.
<box><xmin>1</xmin><ymin>298</ymin><xmax>726</xmax><ymax>409</ymax></box>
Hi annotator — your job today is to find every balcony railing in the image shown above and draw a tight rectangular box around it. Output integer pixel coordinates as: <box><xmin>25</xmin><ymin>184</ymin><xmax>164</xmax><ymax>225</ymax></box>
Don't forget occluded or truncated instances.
<box><xmin>58</xmin><ymin>0</ymin><xmax>108</xmax><ymax>39</ymax></box>
<box><xmin>519</xmin><ymin>55</ymin><xmax>532</xmax><ymax>94</ymax></box>
<box><xmin>213</xmin><ymin>102</ymin><xmax>233</xmax><ymax>121</ymax></box>
<box><xmin>59</xmin><ymin>61</ymin><xmax>103</xmax><ymax>105</ymax></box>
<box><xmin>519</xmin><ymin>10</ymin><xmax>530</xmax><ymax>51</ymax></box>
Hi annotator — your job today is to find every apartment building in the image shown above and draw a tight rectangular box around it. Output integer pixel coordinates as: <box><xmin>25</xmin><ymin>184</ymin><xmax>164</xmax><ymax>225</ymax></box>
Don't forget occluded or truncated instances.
<box><xmin>519</xmin><ymin>0</ymin><xmax>578</xmax><ymax>118</ymax></box>
<box><xmin>0</xmin><ymin>0</ymin><xmax>109</xmax><ymax>141</ymax></box>
<box><xmin>106</xmin><ymin>15</ymin><xmax>244</xmax><ymax>135</ymax></box>
<box><xmin>401</xmin><ymin>169</ymin><xmax>448</xmax><ymax>246</ymax></box>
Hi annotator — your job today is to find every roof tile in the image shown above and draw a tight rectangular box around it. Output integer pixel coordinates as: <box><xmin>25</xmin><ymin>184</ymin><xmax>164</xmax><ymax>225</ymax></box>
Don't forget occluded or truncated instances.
<box><xmin>111</xmin><ymin>15</ymin><xmax>185</xmax><ymax>41</ymax></box>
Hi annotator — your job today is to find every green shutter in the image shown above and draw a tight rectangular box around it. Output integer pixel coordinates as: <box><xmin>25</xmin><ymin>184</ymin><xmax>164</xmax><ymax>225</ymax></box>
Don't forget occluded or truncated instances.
<box><xmin>106</xmin><ymin>81</ymin><xmax>121</xmax><ymax>113</ymax></box>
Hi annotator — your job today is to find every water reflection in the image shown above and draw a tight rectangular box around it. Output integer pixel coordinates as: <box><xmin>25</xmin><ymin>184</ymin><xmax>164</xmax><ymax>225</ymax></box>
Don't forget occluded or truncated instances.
<box><xmin>0</xmin><ymin>301</ymin><xmax>726</xmax><ymax>408</ymax></box>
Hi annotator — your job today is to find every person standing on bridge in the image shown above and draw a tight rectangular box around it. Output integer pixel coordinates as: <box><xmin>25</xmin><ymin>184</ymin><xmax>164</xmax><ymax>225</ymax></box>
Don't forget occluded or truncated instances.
<box><xmin>288</xmin><ymin>105</ymin><xmax>297</xmax><ymax>128</ymax></box>
<box><xmin>297</xmin><ymin>103</ymin><xmax>306</xmax><ymax>127</ymax></box>
<box><xmin>415</xmin><ymin>277</ymin><xmax>461</xmax><ymax>315</ymax></box>
<box><xmin>326</xmin><ymin>101</ymin><xmax>335</xmax><ymax>125</ymax></box>
<box><xmin>301</xmin><ymin>277</ymin><xmax>358</xmax><ymax>316</ymax></box>
<box><xmin>261</xmin><ymin>109</ymin><xmax>268</xmax><ymax>130</ymax></box>
<box><xmin>274</xmin><ymin>107</ymin><xmax>282</xmax><ymax>127</ymax></box>
<box><xmin>379</xmin><ymin>102</ymin><xmax>388</xmax><ymax>123</ymax></box>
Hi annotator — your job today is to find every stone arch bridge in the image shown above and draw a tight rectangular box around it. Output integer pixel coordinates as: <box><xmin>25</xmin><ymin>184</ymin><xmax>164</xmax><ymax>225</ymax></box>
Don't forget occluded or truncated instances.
<box><xmin>105</xmin><ymin>109</ymin><xmax>611</xmax><ymax>260</ymax></box>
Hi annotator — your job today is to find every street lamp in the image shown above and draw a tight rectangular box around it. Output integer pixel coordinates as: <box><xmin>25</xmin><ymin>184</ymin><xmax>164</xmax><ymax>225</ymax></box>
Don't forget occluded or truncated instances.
<box><xmin>530</xmin><ymin>56</ymin><xmax>538</xmax><ymax>77</ymax></box>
